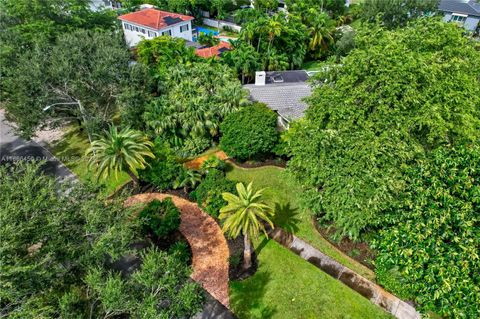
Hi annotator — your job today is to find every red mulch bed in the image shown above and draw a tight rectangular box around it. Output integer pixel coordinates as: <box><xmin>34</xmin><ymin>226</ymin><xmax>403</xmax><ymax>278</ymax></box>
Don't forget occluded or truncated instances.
<box><xmin>313</xmin><ymin>218</ymin><xmax>376</xmax><ymax>270</ymax></box>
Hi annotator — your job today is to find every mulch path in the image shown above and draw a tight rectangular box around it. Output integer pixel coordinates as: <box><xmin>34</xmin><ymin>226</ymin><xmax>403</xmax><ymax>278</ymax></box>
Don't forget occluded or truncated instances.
<box><xmin>184</xmin><ymin>151</ymin><xmax>228</xmax><ymax>170</ymax></box>
<box><xmin>124</xmin><ymin>193</ymin><xmax>230</xmax><ymax>308</ymax></box>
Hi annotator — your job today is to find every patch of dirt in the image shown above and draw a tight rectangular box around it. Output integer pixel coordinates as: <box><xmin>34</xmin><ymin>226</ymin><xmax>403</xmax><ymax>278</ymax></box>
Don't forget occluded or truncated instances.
<box><xmin>184</xmin><ymin>151</ymin><xmax>228</xmax><ymax>170</ymax></box>
<box><xmin>227</xmin><ymin>236</ymin><xmax>258</xmax><ymax>281</ymax></box>
<box><xmin>313</xmin><ymin>218</ymin><xmax>376</xmax><ymax>270</ymax></box>
<box><xmin>226</xmin><ymin>158</ymin><xmax>286</xmax><ymax>169</ymax></box>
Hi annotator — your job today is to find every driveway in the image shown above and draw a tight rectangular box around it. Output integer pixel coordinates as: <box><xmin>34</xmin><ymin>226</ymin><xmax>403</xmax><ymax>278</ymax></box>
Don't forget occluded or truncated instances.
<box><xmin>0</xmin><ymin>109</ymin><xmax>76</xmax><ymax>183</ymax></box>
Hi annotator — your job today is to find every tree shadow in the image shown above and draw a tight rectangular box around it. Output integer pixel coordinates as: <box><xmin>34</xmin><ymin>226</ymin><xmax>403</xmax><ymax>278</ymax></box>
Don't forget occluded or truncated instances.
<box><xmin>272</xmin><ymin>202</ymin><xmax>300</xmax><ymax>234</ymax></box>
<box><xmin>229</xmin><ymin>270</ymin><xmax>277</xmax><ymax>319</ymax></box>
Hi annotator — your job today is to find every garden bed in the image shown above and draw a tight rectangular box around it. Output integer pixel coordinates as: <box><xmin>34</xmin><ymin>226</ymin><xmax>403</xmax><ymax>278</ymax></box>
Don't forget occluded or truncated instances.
<box><xmin>313</xmin><ymin>219</ymin><xmax>376</xmax><ymax>269</ymax></box>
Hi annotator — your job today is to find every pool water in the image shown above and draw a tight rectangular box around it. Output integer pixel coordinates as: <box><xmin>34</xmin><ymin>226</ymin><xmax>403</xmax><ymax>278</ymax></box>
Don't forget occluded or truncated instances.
<box><xmin>195</xmin><ymin>27</ymin><xmax>219</xmax><ymax>37</ymax></box>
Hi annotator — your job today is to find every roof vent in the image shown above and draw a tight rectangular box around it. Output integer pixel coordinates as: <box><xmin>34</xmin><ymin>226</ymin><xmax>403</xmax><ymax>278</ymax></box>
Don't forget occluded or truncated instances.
<box><xmin>272</xmin><ymin>75</ymin><xmax>284</xmax><ymax>83</ymax></box>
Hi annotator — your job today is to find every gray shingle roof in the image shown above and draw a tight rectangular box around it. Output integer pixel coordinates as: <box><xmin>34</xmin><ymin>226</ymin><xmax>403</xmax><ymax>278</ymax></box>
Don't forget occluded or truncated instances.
<box><xmin>244</xmin><ymin>83</ymin><xmax>311</xmax><ymax>121</ymax></box>
<box><xmin>438</xmin><ymin>0</ymin><xmax>480</xmax><ymax>16</ymax></box>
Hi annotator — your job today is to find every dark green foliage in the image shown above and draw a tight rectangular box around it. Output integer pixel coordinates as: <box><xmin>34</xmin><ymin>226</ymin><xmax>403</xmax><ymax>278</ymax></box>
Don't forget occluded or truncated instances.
<box><xmin>197</xmin><ymin>32</ymin><xmax>220</xmax><ymax>47</ymax></box>
<box><xmin>138</xmin><ymin>139</ymin><xmax>185</xmax><ymax>190</ymax></box>
<box><xmin>220</xmin><ymin>104</ymin><xmax>279</xmax><ymax>161</ymax></box>
<box><xmin>139</xmin><ymin>198</ymin><xmax>181</xmax><ymax>238</ymax></box>
<box><xmin>143</xmin><ymin>63</ymin><xmax>249</xmax><ymax>156</ymax></box>
<box><xmin>201</xmin><ymin>156</ymin><xmax>228</xmax><ymax>173</ymax></box>
<box><xmin>285</xmin><ymin>19</ymin><xmax>480</xmax><ymax>238</ymax></box>
<box><xmin>335</xmin><ymin>30</ymin><xmax>355</xmax><ymax>59</ymax></box>
<box><xmin>362</xmin><ymin>0</ymin><xmax>439</xmax><ymax>28</ymax></box>
<box><xmin>0</xmin><ymin>162</ymin><xmax>202</xmax><ymax>317</ymax></box>
<box><xmin>190</xmin><ymin>169</ymin><xmax>236</xmax><ymax>218</ymax></box>
<box><xmin>373</xmin><ymin>145</ymin><xmax>480</xmax><ymax>318</ymax></box>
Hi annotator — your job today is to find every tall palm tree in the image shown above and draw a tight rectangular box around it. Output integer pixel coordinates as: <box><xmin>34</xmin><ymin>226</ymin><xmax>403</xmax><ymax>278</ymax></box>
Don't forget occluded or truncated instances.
<box><xmin>307</xmin><ymin>11</ymin><xmax>335</xmax><ymax>57</ymax></box>
<box><xmin>86</xmin><ymin>125</ymin><xmax>155</xmax><ymax>188</ymax></box>
<box><xmin>220</xmin><ymin>182</ymin><xmax>274</xmax><ymax>269</ymax></box>
<box><xmin>265</xmin><ymin>17</ymin><xmax>283</xmax><ymax>55</ymax></box>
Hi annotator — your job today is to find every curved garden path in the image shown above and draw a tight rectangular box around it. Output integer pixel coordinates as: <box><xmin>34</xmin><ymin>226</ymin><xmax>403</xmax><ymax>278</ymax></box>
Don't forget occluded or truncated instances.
<box><xmin>124</xmin><ymin>193</ymin><xmax>230</xmax><ymax>308</ymax></box>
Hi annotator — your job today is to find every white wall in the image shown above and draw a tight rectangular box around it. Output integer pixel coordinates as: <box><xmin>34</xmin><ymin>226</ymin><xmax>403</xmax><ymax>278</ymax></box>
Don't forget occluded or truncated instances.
<box><xmin>203</xmin><ymin>18</ymin><xmax>242</xmax><ymax>32</ymax></box>
<box><xmin>120</xmin><ymin>20</ymin><xmax>193</xmax><ymax>47</ymax></box>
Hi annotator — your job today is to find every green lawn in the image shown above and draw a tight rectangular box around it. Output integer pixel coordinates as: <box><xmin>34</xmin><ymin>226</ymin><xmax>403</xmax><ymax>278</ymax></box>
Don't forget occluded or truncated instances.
<box><xmin>230</xmin><ymin>238</ymin><xmax>391</xmax><ymax>319</ymax></box>
<box><xmin>226</xmin><ymin>164</ymin><xmax>375</xmax><ymax>280</ymax></box>
<box><xmin>50</xmin><ymin>125</ymin><xmax>130</xmax><ymax>195</ymax></box>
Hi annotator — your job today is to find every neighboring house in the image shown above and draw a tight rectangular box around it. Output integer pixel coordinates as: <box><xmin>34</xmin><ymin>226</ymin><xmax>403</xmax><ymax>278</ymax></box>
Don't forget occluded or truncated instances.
<box><xmin>244</xmin><ymin>71</ymin><xmax>312</xmax><ymax>129</ymax></box>
<box><xmin>438</xmin><ymin>0</ymin><xmax>480</xmax><ymax>32</ymax></box>
<box><xmin>195</xmin><ymin>42</ymin><xmax>232</xmax><ymax>58</ymax></box>
<box><xmin>118</xmin><ymin>7</ymin><xmax>194</xmax><ymax>47</ymax></box>
<box><xmin>90</xmin><ymin>0</ymin><xmax>121</xmax><ymax>11</ymax></box>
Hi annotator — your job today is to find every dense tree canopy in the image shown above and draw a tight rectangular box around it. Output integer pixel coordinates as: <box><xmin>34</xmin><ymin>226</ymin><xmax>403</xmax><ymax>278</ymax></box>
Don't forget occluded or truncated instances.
<box><xmin>361</xmin><ymin>0</ymin><xmax>439</xmax><ymax>28</ymax></box>
<box><xmin>0</xmin><ymin>162</ymin><xmax>202</xmax><ymax>317</ymax></box>
<box><xmin>143</xmin><ymin>62</ymin><xmax>249</xmax><ymax>156</ymax></box>
<box><xmin>374</xmin><ymin>145</ymin><xmax>480</xmax><ymax>318</ymax></box>
<box><xmin>285</xmin><ymin>19</ymin><xmax>480</xmax><ymax>239</ymax></box>
<box><xmin>3</xmin><ymin>29</ymin><xmax>130</xmax><ymax>138</ymax></box>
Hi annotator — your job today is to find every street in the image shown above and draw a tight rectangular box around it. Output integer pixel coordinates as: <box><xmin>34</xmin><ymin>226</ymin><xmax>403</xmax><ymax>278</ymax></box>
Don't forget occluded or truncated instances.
<box><xmin>0</xmin><ymin>109</ymin><xmax>76</xmax><ymax>183</ymax></box>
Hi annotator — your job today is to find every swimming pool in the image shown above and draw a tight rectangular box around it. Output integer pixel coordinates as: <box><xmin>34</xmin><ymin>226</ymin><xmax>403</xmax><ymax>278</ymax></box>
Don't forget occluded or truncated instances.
<box><xmin>195</xmin><ymin>27</ymin><xmax>219</xmax><ymax>37</ymax></box>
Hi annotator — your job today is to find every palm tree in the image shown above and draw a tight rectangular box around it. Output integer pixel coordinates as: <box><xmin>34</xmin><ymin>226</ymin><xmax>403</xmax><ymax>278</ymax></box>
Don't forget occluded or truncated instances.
<box><xmin>86</xmin><ymin>125</ymin><xmax>155</xmax><ymax>188</ymax></box>
<box><xmin>174</xmin><ymin>169</ymin><xmax>203</xmax><ymax>193</ymax></box>
<box><xmin>265</xmin><ymin>17</ymin><xmax>283</xmax><ymax>55</ymax></box>
<box><xmin>307</xmin><ymin>11</ymin><xmax>335</xmax><ymax>58</ymax></box>
<box><xmin>220</xmin><ymin>182</ymin><xmax>274</xmax><ymax>269</ymax></box>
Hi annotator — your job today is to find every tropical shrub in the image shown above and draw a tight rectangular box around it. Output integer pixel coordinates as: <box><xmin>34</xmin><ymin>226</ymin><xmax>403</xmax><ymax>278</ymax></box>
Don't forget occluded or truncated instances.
<box><xmin>197</xmin><ymin>32</ymin><xmax>220</xmax><ymax>47</ymax></box>
<box><xmin>143</xmin><ymin>63</ymin><xmax>249</xmax><ymax>156</ymax></box>
<box><xmin>284</xmin><ymin>19</ymin><xmax>480</xmax><ymax>239</ymax></box>
<box><xmin>220</xmin><ymin>103</ymin><xmax>279</xmax><ymax>161</ymax></box>
<box><xmin>190</xmin><ymin>169</ymin><xmax>236</xmax><ymax>218</ymax></box>
<box><xmin>138</xmin><ymin>139</ymin><xmax>185</xmax><ymax>190</ymax></box>
<box><xmin>373</xmin><ymin>145</ymin><xmax>480</xmax><ymax>318</ymax></box>
<box><xmin>139</xmin><ymin>198</ymin><xmax>181</xmax><ymax>239</ymax></box>
<box><xmin>201</xmin><ymin>156</ymin><xmax>228</xmax><ymax>173</ymax></box>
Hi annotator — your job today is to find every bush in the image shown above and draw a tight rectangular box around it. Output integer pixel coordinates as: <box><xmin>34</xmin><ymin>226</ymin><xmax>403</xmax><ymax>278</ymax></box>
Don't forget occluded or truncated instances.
<box><xmin>190</xmin><ymin>169</ymin><xmax>236</xmax><ymax>218</ymax></box>
<box><xmin>200</xmin><ymin>156</ymin><xmax>227</xmax><ymax>173</ymax></box>
<box><xmin>139</xmin><ymin>198</ymin><xmax>181</xmax><ymax>238</ymax></box>
<box><xmin>373</xmin><ymin>145</ymin><xmax>480</xmax><ymax>317</ymax></box>
<box><xmin>220</xmin><ymin>103</ymin><xmax>279</xmax><ymax>161</ymax></box>
<box><xmin>138</xmin><ymin>139</ymin><xmax>185</xmax><ymax>190</ymax></box>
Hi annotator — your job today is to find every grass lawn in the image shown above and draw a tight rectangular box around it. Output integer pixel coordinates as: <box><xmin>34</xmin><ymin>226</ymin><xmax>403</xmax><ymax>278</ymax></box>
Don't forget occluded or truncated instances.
<box><xmin>230</xmin><ymin>238</ymin><xmax>391</xmax><ymax>319</ymax></box>
<box><xmin>50</xmin><ymin>125</ymin><xmax>130</xmax><ymax>195</ymax></box>
<box><xmin>226</xmin><ymin>164</ymin><xmax>375</xmax><ymax>280</ymax></box>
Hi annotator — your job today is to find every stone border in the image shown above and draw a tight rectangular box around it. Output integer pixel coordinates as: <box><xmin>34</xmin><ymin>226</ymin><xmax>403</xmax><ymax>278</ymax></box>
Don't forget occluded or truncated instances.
<box><xmin>269</xmin><ymin>228</ymin><xmax>421</xmax><ymax>319</ymax></box>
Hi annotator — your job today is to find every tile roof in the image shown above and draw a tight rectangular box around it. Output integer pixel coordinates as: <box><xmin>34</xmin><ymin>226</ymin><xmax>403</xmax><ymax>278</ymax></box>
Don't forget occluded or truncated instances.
<box><xmin>438</xmin><ymin>0</ymin><xmax>480</xmax><ymax>16</ymax></box>
<box><xmin>118</xmin><ymin>8</ymin><xmax>194</xmax><ymax>30</ymax></box>
<box><xmin>195</xmin><ymin>41</ymin><xmax>232</xmax><ymax>58</ymax></box>
<box><xmin>244</xmin><ymin>83</ymin><xmax>312</xmax><ymax>121</ymax></box>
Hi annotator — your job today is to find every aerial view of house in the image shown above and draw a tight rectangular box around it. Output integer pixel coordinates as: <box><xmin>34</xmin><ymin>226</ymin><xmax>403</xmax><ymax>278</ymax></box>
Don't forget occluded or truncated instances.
<box><xmin>119</xmin><ymin>6</ymin><xmax>194</xmax><ymax>47</ymax></box>
<box><xmin>438</xmin><ymin>0</ymin><xmax>480</xmax><ymax>31</ymax></box>
<box><xmin>1</xmin><ymin>1</ymin><xmax>479</xmax><ymax>319</ymax></box>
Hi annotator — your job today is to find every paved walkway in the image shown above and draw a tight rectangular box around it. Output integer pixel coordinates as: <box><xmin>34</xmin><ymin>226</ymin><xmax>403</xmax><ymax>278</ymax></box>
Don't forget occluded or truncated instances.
<box><xmin>125</xmin><ymin>193</ymin><xmax>230</xmax><ymax>308</ymax></box>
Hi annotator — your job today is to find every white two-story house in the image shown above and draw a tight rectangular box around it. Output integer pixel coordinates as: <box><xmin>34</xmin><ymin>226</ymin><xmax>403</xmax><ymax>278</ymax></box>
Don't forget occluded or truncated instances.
<box><xmin>118</xmin><ymin>7</ymin><xmax>194</xmax><ymax>47</ymax></box>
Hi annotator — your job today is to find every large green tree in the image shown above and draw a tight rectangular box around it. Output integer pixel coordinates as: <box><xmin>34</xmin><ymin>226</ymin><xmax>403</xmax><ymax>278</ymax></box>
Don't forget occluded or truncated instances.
<box><xmin>3</xmin><ymin>29</ymin><xmax>130</xmax><ymax>138</ymax></box>
<box><xmin>362</xmin><ymin>0</ymin><xmax>439</xmax><ymax>28</ymax></box>
<box><xmin>285</xmin><ymin>19</ymin><xmax>480</xmax><ymax>239</ymax></box>
<box><xmin>374</xmin><ymin>145</ymin><xmax>480</xmax><ymax>318</ymax></box>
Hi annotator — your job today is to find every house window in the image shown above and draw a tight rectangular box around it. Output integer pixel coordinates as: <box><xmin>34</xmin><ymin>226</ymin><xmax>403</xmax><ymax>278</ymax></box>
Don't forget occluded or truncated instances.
<box><xmin>135</xmin><ymin>26</ymin><xmax>139</xmax><ymax>32</ymax></box>
<box><xmin>123</xmin><ymin>23</ymin><xmax>128</xmax><ymax>30</ymax></box>
<box><xmin>140</xmin><ymin>28</ymin><xmax>146</xmax><ymax>34</ymax></box>
<box><xmin>451</xmin><ymin>14</ymin><xmax>467</xmax><ymax>24</ymax></box>
<box><xmin>180</xmin><ymin>24</ymin><xmax>189</xmax><ymax>32</ymax></box>
<box><xmin>162</xmin><ymin>30</ymin><xmax>172</xmax><ymax>36</ymax></box>
<box><xmin>148</xmin><ymin>31</ymin><xmax>157</xmax><ymax>37</ymax></box>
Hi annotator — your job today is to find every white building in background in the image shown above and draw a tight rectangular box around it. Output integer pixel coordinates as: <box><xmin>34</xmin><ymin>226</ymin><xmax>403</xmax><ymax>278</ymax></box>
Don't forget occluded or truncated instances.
<box><xmin>118</xmin><ymin>7</ymin><xmax>194</xmax><ymax>47</ymax></box>
<box><xmin>90</xmin><ymin>0</ymin><xmax>121</xmax><ymax>11</ymax></box>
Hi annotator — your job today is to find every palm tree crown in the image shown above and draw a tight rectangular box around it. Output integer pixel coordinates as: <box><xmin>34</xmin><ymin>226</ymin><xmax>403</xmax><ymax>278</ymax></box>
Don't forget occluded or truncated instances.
<box><xmin>220</xmin><ymin>182</ymin><xmax>274</xmax><ymax>269</ymax></box>
<box><xmin>86</xmin><ymin>125</ymin><xmax>155</xmax><ymax>186</ymax></box>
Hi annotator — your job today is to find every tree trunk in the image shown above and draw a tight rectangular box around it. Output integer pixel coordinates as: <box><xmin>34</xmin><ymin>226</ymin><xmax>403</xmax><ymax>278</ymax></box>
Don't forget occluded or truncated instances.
<box><xmin>127</xmin><ymin>169</ymin><xmax>139</xmax><ymax>189</ymax></box>
<box><xmin>241</xmin><ymin>72</ymin><xmax>245</xmax><ymax>85</ymax></box>
<box><xmin>243</xmin><ymin>233</ymin><xmax>252</xmax><ymax>269</ymax></box>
